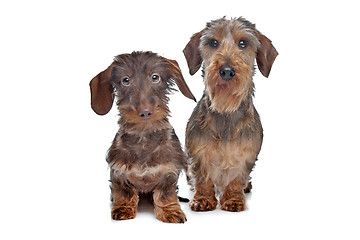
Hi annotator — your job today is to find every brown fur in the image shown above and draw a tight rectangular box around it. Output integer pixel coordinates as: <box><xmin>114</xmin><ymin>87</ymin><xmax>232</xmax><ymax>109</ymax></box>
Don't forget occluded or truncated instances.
<box><xmin>183</xmin><ymin>17</ymin><xmax>278</xmax><ymax>212</ymax></box>
<box><xmin>90</xmin><ymin>51</ymin><xmax>195</xmax><ymax>223</ymax></box>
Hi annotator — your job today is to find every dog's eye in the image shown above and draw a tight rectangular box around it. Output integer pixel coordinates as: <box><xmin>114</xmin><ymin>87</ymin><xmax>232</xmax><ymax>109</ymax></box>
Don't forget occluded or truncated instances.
<box><xmin>208</xmin><ymin>38</ymin><xmax>219</xmax><ymax>48</ymax></box>
<box><xmin>121</xmin><ymin>77</ymin><xmax>131</xmax><ymax>86</ymax></box>
<box><xmin>238</xmin><ymin>39</ymin><xmax>248</xmax><ymax>49</ymax></box>
<box><xmin>151</xmin><ymin>74</ymin><xmax>161</xmax><ymax>84</ymax></box>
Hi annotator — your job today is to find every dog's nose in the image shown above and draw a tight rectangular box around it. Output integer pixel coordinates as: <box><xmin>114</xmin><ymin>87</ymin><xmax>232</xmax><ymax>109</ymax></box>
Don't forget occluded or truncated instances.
<box><xmin>219</xmin><ymin>65</ymin><xmax>235</xmax><ymax>80</ymax></box>
<box><xmin>138</xmin><ymin>108</ymin><xmax>153</xmax><ymax>120</ymax></box>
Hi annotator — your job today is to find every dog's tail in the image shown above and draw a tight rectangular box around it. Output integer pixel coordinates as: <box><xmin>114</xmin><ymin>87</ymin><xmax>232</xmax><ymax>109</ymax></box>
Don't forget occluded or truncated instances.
<box><xmin>178</xmin><ymin>196</ymin><xmax>190</xmax><ymax>202</ymax></box>
<box><xmin>139</xmin><ymin>193</ymin><xmax>189</xmax><ymax>203</ymax></box>
<box><xmin>244</xmin><ymin>181</ymin><xmax>252</xmax><ymax>193</ymax></box>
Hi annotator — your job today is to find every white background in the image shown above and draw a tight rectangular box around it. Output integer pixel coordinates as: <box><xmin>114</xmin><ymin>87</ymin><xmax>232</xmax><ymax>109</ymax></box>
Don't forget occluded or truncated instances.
<box><xmin>1</xmin><ymin>0</ymin><xmax>359</xmax><ymax>239</ymax></box>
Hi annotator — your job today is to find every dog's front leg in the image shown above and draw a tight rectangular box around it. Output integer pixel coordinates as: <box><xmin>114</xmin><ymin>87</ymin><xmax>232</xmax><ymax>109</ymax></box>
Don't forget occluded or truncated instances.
<box><xmin>219</xmin><ymin>178</ymin><xmax>247</xmax><ymax>212</ymax></box>
<box><xmin>110</xmin><ymin>177</ymin><xmax>139</xmax><ymax>221</ymax></box>
<box><xmin>190</xmin><ymin>178</ymin><xmax>218</xmax><ymax>211</ymax></box>
<box><xmin>153</xmin><ymin>174</ymin><xmax>186</xmax><ymax>223</ymax></box>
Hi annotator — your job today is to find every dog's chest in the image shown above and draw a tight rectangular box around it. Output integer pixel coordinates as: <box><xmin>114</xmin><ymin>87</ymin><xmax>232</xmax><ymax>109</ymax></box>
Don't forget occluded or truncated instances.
<box><xmin>120</xmin><ymin>132</ymin><xmax>169</xmax><ymax>164</ymax></box>
<box><xmin>112</xmin><ymin>136</ymin><xmax>178</xmax><ymax>192</ymax></box>
<box><xmin>197</xmin><ymin>138</ymin><xmax>259</xmax><ymax>187</ymax></box>
<box><xmin>187</xmin><ymin>101</ymin><xmax>263</xmax><ymax>186</ymax></box>
<box><xmin>110</xmin><ymin>130</ymin><xmax>181</xmax><ymax>192</ymax></box>
<box><xmin>113</xmin><ymin>162</ymin><xmax>178</xmax><ymax>192</ymax></box>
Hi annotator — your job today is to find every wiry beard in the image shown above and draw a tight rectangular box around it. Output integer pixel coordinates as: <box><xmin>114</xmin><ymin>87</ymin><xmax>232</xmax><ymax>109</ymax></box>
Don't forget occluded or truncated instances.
<box><xmin>118</xmin><ymin>105</ymin><xmax>171</xmax><ymax>134</ymax></box>
<box><xmin>203</xmin><ymin>62</ymin><xmax>254</xmax><ymax>114</ymax></box>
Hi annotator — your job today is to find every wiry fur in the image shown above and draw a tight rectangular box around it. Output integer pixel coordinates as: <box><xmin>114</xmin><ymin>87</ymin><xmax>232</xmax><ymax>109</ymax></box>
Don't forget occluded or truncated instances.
<box><xmin>183</xmin><ymin>17</ymin><xmax>278</xmax><ymax>212</ymax></box>
<box><xmin>90</xmin><ymin>51</ymin><xmax>195</xmax><ymax>223</ymax></box>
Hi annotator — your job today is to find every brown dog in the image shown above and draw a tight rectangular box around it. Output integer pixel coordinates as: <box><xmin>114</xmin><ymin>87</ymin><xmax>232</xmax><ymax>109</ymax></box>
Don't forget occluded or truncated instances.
<box><xmin>183</xmin><ymin>17</ymin><xmax>278</xmax><ymax>212</ymax></box>
<box><xmin>90</xmin><ymin>51</ymin><xmax>195</xmax><ymax>223</ymax></box>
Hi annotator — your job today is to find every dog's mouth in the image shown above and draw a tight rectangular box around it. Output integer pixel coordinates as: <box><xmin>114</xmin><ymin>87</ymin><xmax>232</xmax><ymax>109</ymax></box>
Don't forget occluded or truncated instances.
<box><xmin>208</xmin><ymin>72</ymin><xmax>233</xmax><ymax>91</ymax></box>
<box><xmin>118</xmin><ymin>105</ymin><xmax>171</xmax><ymax>133</ymax></box>
<box><xmin>215</xmin><ymin>82</ymin><xmax>229</xmax><ymax>89</ymax></box>
<box><xmin>204</xmin><ymin>66</ymin><xmax>254</xmax><ymax>113</ymax></box>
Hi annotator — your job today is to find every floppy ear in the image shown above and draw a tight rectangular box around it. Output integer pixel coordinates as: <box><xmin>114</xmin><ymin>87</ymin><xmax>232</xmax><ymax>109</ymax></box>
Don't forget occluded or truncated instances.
<box><xmin>89</xmin><ymin>63</ymin><xmax>115</xmax><ymax>115</ymax></box>
<box><xmin>166</xmin><ymin>59</ymin><xmax>196</xmax><ymax>102</ymax></box>
<box><xmin>183</xmin><ymin>31</ymin><xmax>204</xmax><ymax>75</ymax></box>
<box><xmin>256</xmin><ymin>32</ymin><xmax>278</xmax><ymax>78</ymax></box>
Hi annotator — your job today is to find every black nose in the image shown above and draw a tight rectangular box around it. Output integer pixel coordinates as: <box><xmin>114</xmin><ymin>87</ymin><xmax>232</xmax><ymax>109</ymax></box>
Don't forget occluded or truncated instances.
<box><xmin>219</xmin><ymin>65</ymin><xmax>235</xmax><ymax>80</ymax></box>
<box><xmin>139</xmin><ymin>108</ymin><xmax>153</xmax><ymax>120</ymax></box>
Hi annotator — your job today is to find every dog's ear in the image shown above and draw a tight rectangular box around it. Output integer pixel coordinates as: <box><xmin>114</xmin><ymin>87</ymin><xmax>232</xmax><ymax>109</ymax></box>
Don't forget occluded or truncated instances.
<box><xmin>89</xmin><ymin>63</ymin><xmax>115</xmax><ymax>115</ymax></box>
<box><xmin>256</xmin><ymin>32</ymin><xmax>278</xmax><ymax>78</ymax></box>
<box><xmin>183</xmin><ymin>31</ymin><xmax>204</xmax><ymax>75</ymax></box>
<box><xmin>166</xmin><ymin>59</ymin><xmax>196</xmax><ymax>102</ymax></box>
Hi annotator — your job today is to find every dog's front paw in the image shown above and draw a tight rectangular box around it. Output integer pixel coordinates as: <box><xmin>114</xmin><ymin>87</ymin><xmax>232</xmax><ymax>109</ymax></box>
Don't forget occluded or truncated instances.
<box><xmin>220</xmin><ymin>198</ymin><xmax>246</xmax><ymax>212</ymax></box>
<box><xmin>190</xmin><ymin>197</ymin><xmax>218</xmax><ymax>211</ymax></box>
<box><xmin>156</xmin><ymin>208</ymin><xmax>187</xmax><ymax>224</ymax></box>
<box><xmin>111</xmin><ymin>206</ymin><xmax>137</xmax><ymax>220</ymax></box>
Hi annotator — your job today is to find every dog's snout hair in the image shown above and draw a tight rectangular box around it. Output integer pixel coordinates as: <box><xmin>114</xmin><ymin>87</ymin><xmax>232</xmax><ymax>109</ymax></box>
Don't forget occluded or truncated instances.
<box><xmin>90</xmin><ymin>51</ymin><xmax>195</xmax><ymax>223</ymax></box>
<box><xmin>183</xmin><ymin>17</ymin><xmax>278</xmax><ymax>212</ymax></box>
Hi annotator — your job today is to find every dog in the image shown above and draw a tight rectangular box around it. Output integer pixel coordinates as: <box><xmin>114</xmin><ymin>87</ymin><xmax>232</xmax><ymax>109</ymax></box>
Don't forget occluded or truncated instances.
<box><xmin>183</xmin><ymin>17</ymin><xmax>278</xmax><ymax>212</ymax></box>
<box><xmin>89</xmin><ymin>51</ymin><xmax>196</xmax><ymax>223</ymax></box>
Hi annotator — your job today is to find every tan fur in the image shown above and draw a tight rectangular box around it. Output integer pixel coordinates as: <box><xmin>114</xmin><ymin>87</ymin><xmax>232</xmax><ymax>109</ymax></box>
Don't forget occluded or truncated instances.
<box><xmin>189</xmin><ymin>179</ymin><xmax>218</xmax><ymax>211</ymax></box>
<box><xmin>183</xmin><ymin>17</ymin><xmax>278</xmax><ymax>212</ymax></box>
<box><xmin>111</xmin><ymin>186</ymin><xmax>139</xmax><ymax>220</ymax></box>
<box><xmin>199</xmin><ymin>20</ymin><xmax>259</xmax><ymax>113</ymax></box>
<box><xmin>191</xmin><ymin>135</ymin><xmax>261</xmax><ymax>188</ymax></box>
<box><xmin>219</xmin><ymin>178</ymin><xmax>246</xmax><ymax>212</ymax></box>
<box><xmin>153</xmin><ymin>188</ymin><xmax>186</xmax><ymax>223</ymax></box>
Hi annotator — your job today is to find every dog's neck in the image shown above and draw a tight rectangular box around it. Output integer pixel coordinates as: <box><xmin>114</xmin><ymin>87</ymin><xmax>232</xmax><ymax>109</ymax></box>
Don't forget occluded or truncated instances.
<box><xmin>118</xmin><ymin>117</ymin><xmax>171</xmax><ymax>136</ymax></box>
<box><xmin>205</xmin><ymin>91</ymin><xmax>254</xmax><ymax>116</ymax></box>
<box><xmin>118</xmin><ymin>124</ymin><xmax>171</xmax><ymax>142</ymax></box>
<box><xmin>200</xmin><ymin>92</ymin><xmax>256</xmax><ymax>140</ymax></box>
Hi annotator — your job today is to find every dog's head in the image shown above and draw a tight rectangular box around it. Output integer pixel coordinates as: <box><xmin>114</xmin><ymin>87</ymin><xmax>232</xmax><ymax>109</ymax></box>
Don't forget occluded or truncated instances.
<box><xmin>183</xmin><ymin>17</ymin><xmax>278</xmax><ymax>112</ymax></box>
<box><xmin>90</xmin><ymin>51</ymin><xmax>195</xmax><ymax>127</ymax></box>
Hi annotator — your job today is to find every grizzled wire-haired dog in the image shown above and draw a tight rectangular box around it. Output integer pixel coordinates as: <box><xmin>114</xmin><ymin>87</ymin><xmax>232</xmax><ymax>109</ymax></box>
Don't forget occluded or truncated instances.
<box><xmin>90</xmin><ymin>51</ymin><xmax>195</xmax><ymax>223</ymax></box>
<box><xmin>183</xmin><ymin>17</ymin><xmax>278</xmax><ymax>212</ymax></box>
